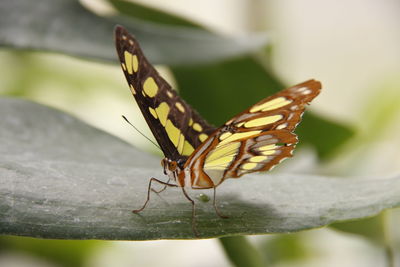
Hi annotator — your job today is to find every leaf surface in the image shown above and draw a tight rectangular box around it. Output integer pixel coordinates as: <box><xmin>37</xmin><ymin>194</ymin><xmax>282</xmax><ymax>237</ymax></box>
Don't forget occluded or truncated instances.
<box><xmin>1</xmin><ymin>98</ymin><xmax>398</xmax><ymax>240</ymax></box>
<box><xmin>0</xmin><ymin>0</ymin><xmax>267</xmax><ymax>65</ymax></box>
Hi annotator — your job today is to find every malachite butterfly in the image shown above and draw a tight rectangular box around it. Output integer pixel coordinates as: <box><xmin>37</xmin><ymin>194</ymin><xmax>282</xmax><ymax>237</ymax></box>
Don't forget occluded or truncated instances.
<box><xmin>114</xmin><ymin>25</ymin><xmax>321</xmax><ymax>236</ymax></box>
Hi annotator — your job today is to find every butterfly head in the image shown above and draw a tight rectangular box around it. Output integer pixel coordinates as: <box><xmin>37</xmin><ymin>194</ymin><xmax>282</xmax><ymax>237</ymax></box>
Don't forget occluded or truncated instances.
<box><xmin>161</xmin><ymin>158</ymin><xmax>176</xmax><ymax>174</ymax></box>
<box><xmin>161</xmin><ymin>158</ymin><xmax>186</xmax><ymax>178</ymax></box>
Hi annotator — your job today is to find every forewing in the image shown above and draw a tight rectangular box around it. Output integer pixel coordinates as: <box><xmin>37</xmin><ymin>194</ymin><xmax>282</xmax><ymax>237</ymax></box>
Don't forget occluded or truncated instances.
<box><xmin>186</xmin><ymin>80</ymin><xmax>321</xmax><ymax>188</ymax></box>
<box><xmin>114</xmin><ymin>26</ymin><xmax>216</xmax><ymax>160</ymax></box>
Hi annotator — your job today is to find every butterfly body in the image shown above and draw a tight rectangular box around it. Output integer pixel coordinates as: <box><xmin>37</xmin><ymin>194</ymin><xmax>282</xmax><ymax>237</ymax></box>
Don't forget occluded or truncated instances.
<box><xmin>114</xmin><ymin>25</ymin><xmax>321</xmax><ymax>236</ymax></box>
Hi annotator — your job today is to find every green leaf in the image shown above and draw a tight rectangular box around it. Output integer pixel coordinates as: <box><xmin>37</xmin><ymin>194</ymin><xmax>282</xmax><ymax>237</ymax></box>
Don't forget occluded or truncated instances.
<box><xmin>172</xmin><ymin>57</ymin><xmax>354</xmax><ymax>158</ymax></box>
<box><xmin>109</xmin><ymin>0</ymin><xmax>200</xmax><ymax>28</ymax></box>
<box><xmin>297</xmin><ymin>113</ymin><xmax>353</xmax><ymax>158</ymax></box>
<box><xmin>331</xmin><ymin>214</ymin><xmax>386</xmax><ymax>244</ymax></box>
<box><xmin>260</xmin><ymin>234</ymin><xmax>310</xmax><ymax>265</ymax></box>
<box><xmin>1</xmin><ymin>98</ymin><xmax>399</xmax><ymax>240</ymax></box>
<box><xmin>0</xmin><ymin>236</ymin><xmax>99</xmax><ymax>267</ymax></box>
<box><xmin>0</xmin><ymin>0</ymin><xmax>268</xmax><ymax>65</ymax></box>
<box><xmin>219</xmin><ymin>236</ymin><xmax>265</xmax><ymax>267</ymax></box>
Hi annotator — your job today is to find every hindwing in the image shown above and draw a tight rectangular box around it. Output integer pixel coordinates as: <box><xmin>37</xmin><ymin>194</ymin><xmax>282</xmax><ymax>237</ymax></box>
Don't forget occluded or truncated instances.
<box><xmin>185</xmin><ymin>80</ymin><xmax>321</xmax><ymax>188</ymax></box>
<box><xmin>114</xmin><ymin>26</ymin><xmax>216</xmax><ymax>161</ymax></box>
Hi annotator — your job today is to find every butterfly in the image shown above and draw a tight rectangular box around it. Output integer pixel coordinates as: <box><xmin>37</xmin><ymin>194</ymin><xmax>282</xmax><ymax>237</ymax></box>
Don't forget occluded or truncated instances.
<box><xmin>114</xmin><ymin>25</ymin><xmax>321</xmax><ymax>236</ymax></box>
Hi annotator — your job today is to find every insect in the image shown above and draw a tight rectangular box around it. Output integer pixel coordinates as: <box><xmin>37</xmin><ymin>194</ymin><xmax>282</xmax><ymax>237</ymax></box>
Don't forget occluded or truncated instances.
<box><xmin>114</xmin><ymin>25</ymin><xmax>321</xmax><ymax>236</ymax></box>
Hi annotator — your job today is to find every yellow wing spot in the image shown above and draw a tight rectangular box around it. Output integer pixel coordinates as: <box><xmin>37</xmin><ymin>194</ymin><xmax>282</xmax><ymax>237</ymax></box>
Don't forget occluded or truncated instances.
<box><xmin>244</xmin><ymin>115</ymin><xmax>283</xmax><ymax>128</ymax></box>
<box><xmin>167</xmin><ymin>91</ymin><xmax>174</xmax><ymax>98</ymax></box>
<box><xmin>218</xmin><ymin>130</ymin><xmax>261</xmax><ymax>146</ymax></box>
<box><xmin>192</xmin><ymin>123</ymin><xmax>203</xmax><ymax>132</ymax></box>
<box><xmin>129</xmin><ymin>84</ymin><xmax>136</xmax><ymax>95</ymax></box>
<box><xmin>250</xmin><ymin>97</ymin><xmax>292</xmax><ymax>113</ymax></box>
<box><xmin>188</xmin><ymin>118</ymin><xmax>193</xmax><ymax>126</ymax></box>
<box><xmin>143</xmin><ymin>77</ymin><xmax>159</xmax><ymax>97</ymax></box>
<box><xmin>121</xmin><ymin>63</ymin><xmax>127</xmax><ymax>71</ymax></box>
<box><xmin>124</xmin><ymin>51</ymin><xmax>133</xmax><ymax>74</ymax></box>
<box><xmin>132</xmin><ymin>55</ymin><xmax>139</xmax><ymax>73</ymax></box>
<box><xmin>204</xmin><ymin>156</ymin><xmax>235</xmax><ymax>169</ymax></box>
<box><xmin>149</xmin><ymin>107</ymin><xmax>157</xmax><ymax>119</ymax></box>
<box><xmin>199</xmin><ymin>133</ymin><xmax>208</xmax><ymax>142</ymax></box>
<box><xmin>182</xmin><ymin>140</ymin><xmax>194</xmax><ymax>156</ymax></box>
<box><xmin>175</xmin><ymin>102</ymin><xmax>185</xmax><ymax>113</ymax></box>
<box><xmin>165</xmin><ymin>120</ymin><xmax>181</xmax><ymax>147</ymax></box>
<box><xmin>177</xmin><ymin>133</ymin><xmax>185</xmax><ymax>154</ymax></box>
<box><xmin>236</xmin><ymin>121</ymin><xmax>245</xmax><ymax>127</ymax></box>
<box><xmin>219</xmin><ymin>132</ymin><xmax>232</xmax><ymax>141</ymax></box>
<box><xmin>241</xmin><ymin>162</ymin><xmax>258</xmax><ymax>170</ymax></box>
<box><xmin>128</xmin><ymin>39</ymin><xmax>133</xmax><ymax>45</ymax></box>
<box><xmin>206</xmin><ymin>142</ymin><xmax>240</xmax><ymax>162</ymax></box>
<box><xmin>259</xmin><ymin>144</ymin><xmax>278</xmax><ymax>151</ymax></box>
<box><xmin>122</xmin><ymin>35</ymin><xmax>127</xmax><ymax>40</ymax></box>
<box><xmin>155</xmin><ymin>102</ymin><xmax>170</xmax><ymax>126</ymax></box>
<box><xmin>249</xmin><ymin>156</ymin><xmax>268</xmax><ymax>162</ymax></box>
<box><xmin>260</xmin><ymin>150</ymin><xmax>278</xmax><ymax>156</ymax></box>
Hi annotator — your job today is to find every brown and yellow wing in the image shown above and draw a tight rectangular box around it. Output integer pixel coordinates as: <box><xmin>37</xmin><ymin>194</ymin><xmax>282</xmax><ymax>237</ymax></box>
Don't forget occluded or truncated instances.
<box><xmin>114</xmin><ymin>26</ymin><xmax>215</xmax><ymax>161</ymax></box>
<box><xmin>185</xmin><ymin>80</ymin><xmax>321</xmax><ymax>188</ymax></box>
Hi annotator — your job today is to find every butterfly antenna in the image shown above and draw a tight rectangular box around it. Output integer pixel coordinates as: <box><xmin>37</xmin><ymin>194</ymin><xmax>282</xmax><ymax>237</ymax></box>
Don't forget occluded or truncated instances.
<box><xmin>122</xmin><ymin>115</ymin><xmax>162</xmax><ymax>151</ymax></box>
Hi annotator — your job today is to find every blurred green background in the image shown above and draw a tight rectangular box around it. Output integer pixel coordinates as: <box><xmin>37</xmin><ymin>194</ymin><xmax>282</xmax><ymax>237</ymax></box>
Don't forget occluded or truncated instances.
<box><xmin>1</xmin><ymin>0</ymin><xmax>400</xmax><ymax>266</ymax></box>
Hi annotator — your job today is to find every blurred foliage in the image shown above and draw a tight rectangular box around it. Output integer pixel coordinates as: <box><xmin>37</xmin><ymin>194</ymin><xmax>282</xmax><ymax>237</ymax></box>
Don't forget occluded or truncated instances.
<box><xmin>0</xmin><ymin>236</ymin><xmax>100</xmax><ymax>267</ymax></box>
<box><xmin>219</xmin><ymin>236</ymin><xmax>265</xmax><ymax>267</ymax></box>
<box><xmin>260</xmin><ymin>233</ymin><xmax>310</xmax><ymax>265</ymax></box>
<box><xmin>172</xmin><ymin>57</ymin><xmax>282</xmax><ymax>126</ymax></box>
<box><xmin>331</xmin><ymin>213</ymin><xmax>396</xmax><ymax>266</ymax></box>
<box><xmin>0</xmin><ymin>0</ymin><xmax>268</xmax><ymax>65</ymax></box>
<box><xmin>331</xmin><ymin>214</ymin><xmax>386</xmax><ymax>245</ymax></box>
<box><xmin>297</xmin><ymin>113</ymin><xmax>353</xmax><ymax>159</ymax></box>
<box><xmin>109</xmin><ymin>0</ymin><xmax>199</xmax><ymax>28</ymax></box>
<box><xmin>361</xmin><ymin>81</ymin><xmax>400</xmax><ymax>140</ymax></box>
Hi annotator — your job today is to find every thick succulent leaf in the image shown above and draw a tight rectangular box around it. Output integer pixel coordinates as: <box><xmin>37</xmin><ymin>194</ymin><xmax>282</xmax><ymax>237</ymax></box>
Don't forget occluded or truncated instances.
<box><xmin>0</xmin><ymin>0</ymin><xmax>267</xmax><ymax>65</ymax></box>
<box><xmin>1</xmin><ymin>98</ymin><xmax>399</xmax><ymax>240</ymax></box>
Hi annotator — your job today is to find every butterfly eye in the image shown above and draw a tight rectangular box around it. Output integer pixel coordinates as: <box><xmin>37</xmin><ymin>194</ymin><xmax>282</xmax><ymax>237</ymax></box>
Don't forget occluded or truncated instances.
<box><xmin>177</xmin><ymin>158</ymin><xmax>185</xmax><ymax>169</ymax></box>
<box><xmin>169</xmin><ymin>161</ymin><xmax>177</xmax><ymax>171</ymax></box>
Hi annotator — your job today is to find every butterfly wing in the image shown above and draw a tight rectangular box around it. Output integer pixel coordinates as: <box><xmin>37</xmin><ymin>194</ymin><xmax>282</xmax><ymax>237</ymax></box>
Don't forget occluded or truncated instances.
<box><xmin>184</xmin><ymin>80</ymin><xmax>321</xmax><ymax>188</ymax></box>
<box><xmin>114</xmin><ymin>26</ymin><xmax>216</xmax><ymax>161</ymax></box>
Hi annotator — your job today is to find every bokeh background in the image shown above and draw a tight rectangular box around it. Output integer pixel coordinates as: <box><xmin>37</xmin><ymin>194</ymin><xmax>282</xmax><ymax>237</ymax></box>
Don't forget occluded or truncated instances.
<box><xmin>1</xmin><ymin>0</ymin><xmax>400</xmax><ymax>266</ymax></box>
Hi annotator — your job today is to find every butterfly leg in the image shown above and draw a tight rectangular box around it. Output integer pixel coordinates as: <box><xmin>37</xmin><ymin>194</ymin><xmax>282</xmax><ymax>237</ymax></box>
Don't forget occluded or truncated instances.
<box><xmin>213</xmin><ymin>187</ymin><xmax>229</xmax><ymax>219</ymax></box>
<box><xmin>181</xmin><ymin>187</ymin><xmax>200</xmax><ymax>237</ymax></box>
<box><xmin>132</xmin><ymin>177</ymin><xmax>177</xmax><ymax>213</ymax></box>
<box><xmin>151</xmin><ymin>178</ymin><xmax>171</xmax><ymax>194</ymax></box>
